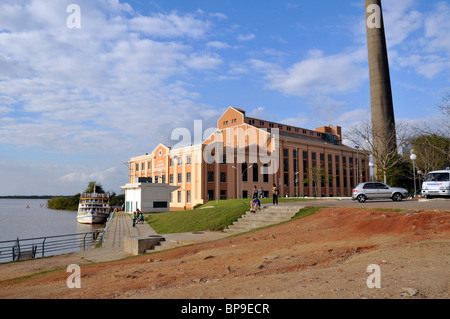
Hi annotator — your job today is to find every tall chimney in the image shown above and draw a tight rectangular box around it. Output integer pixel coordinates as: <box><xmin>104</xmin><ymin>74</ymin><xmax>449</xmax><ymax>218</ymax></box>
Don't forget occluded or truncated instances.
<box><xmin>365</xmin><ymin>0</ymin><xmax>397</xmax><ymax>155</ymax></box>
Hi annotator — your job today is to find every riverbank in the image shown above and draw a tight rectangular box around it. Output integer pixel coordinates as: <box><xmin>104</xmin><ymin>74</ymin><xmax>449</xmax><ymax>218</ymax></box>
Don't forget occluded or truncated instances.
<box><xmin>0</xmin><ymin>207</ymin><xmax>448</xmax><ymax>299</ymax></box>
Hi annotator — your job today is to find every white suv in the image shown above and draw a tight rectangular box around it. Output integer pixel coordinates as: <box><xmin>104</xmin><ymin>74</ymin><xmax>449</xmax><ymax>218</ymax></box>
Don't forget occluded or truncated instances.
<box><xmin>352</xmin><ymin>182</ymin><xmax>409</xmax><ymax>203</ymax></box>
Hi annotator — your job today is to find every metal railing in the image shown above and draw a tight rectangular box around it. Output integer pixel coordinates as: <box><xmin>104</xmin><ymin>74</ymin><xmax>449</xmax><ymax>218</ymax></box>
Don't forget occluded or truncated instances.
<box><xmin>0</xmin><ymin>231</ymin><xmax>104</xmax><ymax>263</ymax></box>
<box><xmin>99</xmin><ymin>208</ymin><xmax>116</xmax><ymax>246</ymax></box>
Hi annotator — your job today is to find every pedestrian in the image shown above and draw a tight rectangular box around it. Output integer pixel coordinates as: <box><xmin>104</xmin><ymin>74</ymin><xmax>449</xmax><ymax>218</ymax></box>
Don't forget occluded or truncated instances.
<box><xmin>250</xmin><ymin>194</ymin><xmax>261</xmax><ymax>213</ymax></box>
<box><xmin>272</xmin><ymin>183</ymin><xmax>279</xmax><ymax>205</ymax></box>
<box><xmin>259</xmin><ymin>186</ymin><xmax>264</xmax><ymax>198</ymax></box>
<box><xmin>132</xmin><ymin>211</ymin><xmax>137</xmax><ymax>227</ymax></box>
<box><xmin>252</xmin><ymin>185</ymin><xmax>258</xmax><ymax>198</ymax></box>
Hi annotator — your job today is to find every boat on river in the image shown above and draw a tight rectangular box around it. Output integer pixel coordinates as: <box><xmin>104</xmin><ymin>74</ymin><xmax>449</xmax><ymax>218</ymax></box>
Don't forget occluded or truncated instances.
<box><xmin>77</xmin><ymin>192</ymin><xmax>111</xmax><ymax>224</ymax></box>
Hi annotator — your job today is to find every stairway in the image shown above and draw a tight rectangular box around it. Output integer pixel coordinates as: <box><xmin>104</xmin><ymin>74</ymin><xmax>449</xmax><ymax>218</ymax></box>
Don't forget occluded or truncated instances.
<box><xmin>224</xmin><ymin>204</ymin><xmax>303</xmax><ymax>234</ymax></box>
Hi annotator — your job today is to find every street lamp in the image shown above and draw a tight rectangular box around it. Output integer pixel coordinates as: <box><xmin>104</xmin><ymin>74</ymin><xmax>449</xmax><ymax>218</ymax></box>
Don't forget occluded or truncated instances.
<box><xmin>417</xmin><ymin>170</ymin><xmax>422</xmax><ymax>195</ymax></box>
<box><xmin>410</xmin><ymin>153</ymin><xmax>417</xmax><ymax>197</ymax></box>
<box><xmin>355</xmin><ymin>145</ymin><xmax>360</xmax><ymax>184</ymax></box>
<box><xmin>369</xmin><ymin>162</ymin><xmax>374</xmax><ymax>182</ymax></box>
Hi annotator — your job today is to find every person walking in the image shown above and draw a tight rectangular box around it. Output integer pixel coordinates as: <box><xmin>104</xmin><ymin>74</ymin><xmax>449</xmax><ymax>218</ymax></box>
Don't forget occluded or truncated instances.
<box><xmin>132</xmin><ymin>211</ymin><xmax>137</xmax><ymax>227</ymax></box>
<box><xmin>272</xmin><ymin>183</ymin><xmax>279</xmax><ymax>205</ymax></box>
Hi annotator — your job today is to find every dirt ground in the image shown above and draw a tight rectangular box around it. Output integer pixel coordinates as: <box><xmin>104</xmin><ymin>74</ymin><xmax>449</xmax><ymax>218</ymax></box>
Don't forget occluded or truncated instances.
<box><xmin>0</xmin><ymin>207</ymin><xmax>449</xmax><ymax>299</ymax></box>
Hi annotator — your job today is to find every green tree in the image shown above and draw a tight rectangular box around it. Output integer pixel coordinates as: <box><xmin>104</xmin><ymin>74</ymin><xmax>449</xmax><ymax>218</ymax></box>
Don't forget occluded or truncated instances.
<box><xmin>84</xmin><ymin>181</ymin><xmax>105</xmax><ymax>194</ymax></box>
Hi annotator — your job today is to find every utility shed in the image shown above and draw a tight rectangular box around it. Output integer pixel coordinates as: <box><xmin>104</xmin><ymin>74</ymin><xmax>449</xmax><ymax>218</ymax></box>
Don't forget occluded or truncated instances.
<box><xmin>121</xmin><ymin>182</ymin><xmax>179</xmax><ymax>213</ymax></box>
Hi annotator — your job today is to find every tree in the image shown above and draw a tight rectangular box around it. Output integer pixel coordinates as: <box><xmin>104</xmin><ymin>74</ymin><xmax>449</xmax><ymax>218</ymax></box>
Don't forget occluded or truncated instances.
<box><xmin>84</xmin><ymin>181</ymin><xmax>105</xmax><ymax>194</ymax></box>
<box><xmin>409</xmin><ymin>134</ymin><xmax>450</xmax><ymax>174</ymax></box>
<box><xmin>346</xmin><ymin>120</ymin><xmax>412</xmax><ymax>184</ymax></box>
<box><xmin>408</xmin><ymin>93</ymin><xmax>450</xmax><ymax>166</ymax></box>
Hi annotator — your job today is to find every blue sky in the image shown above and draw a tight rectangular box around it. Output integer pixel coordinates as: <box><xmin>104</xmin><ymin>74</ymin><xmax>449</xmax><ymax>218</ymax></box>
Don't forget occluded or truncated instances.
<box><xmin>0</xmin><ymin>0</ymin><xmax>449</xmax><ymax>195</ymax></box>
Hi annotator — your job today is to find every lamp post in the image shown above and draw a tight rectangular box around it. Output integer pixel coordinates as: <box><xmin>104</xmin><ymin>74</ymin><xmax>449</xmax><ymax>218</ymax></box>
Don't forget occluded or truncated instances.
<box><xmin>417</xmin><ymin>170</ymin><xmax>422</xmax><ymax>196</ymax></box>
<box><xmin>410</xmin><ymin>153</ymin><xmax>417</xmax><ymax>197</ymax></box>
<box><xmin>355</xmin><ymin>145</ymin><xmax>360</xmax><ymax>184</ymax></box>
<box><xmin>369</xmin><ymin>162</ymin><xmax>374</xmax><ymax>182</ymax></box>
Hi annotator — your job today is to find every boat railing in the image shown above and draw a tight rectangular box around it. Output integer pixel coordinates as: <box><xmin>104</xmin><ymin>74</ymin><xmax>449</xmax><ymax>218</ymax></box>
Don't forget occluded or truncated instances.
<box><xmin>0</xmin><ymin>231</ymin><xmax>104</xmax><ymax>263</ymax></box>
<box><xmin>81</xmin><ymin>193</ymin><xmax>109</xmax><ymax>199</ymax></box>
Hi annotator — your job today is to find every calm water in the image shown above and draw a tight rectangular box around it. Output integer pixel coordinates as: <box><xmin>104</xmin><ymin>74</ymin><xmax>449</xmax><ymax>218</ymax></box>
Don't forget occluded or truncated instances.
<box><xmin>0</xmin><ymin>198</ymin><xmax>103</xmax><ymax>242</ymax></box>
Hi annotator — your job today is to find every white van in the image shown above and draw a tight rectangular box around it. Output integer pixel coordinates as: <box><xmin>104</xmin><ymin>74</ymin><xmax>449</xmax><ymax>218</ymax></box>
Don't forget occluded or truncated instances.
<box><xmin>421</xmin><ymin>170</ymin><xmax>450</xmax><ymax>198</ymax></box>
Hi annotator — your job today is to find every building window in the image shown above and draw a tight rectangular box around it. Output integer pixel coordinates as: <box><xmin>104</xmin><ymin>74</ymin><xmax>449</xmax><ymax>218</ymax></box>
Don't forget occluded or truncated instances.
<box><xmin>148</xmin><ymin>161</ymin><xmax>152</xmax><ymax>170</ymax></box>
<box><xmin>259</xmin><ymin>120</ymin><xmax>264</xmax><ymax>125</ymax></box>
<box><xmin>286</xmin><ymin>126</ymin><xmax>291</xmax><ymax>131</ymax></box>
<box><xmin>252</xmin><ymin>163</ymin><xmax>258</xmax><ymax>182</ymax></box>
<box><xmin>177</xmin><ymin>191</ymin><xmax>182</xmax><ymax>203</ymax></box>
<box><xmin>284</xmin><ymin>173</ymin><xmax>289</xmax><ymax>187</ymax></box>
<box><xmin>186</xmin><ymin>172</ymin><xmax>191</xmax><ymax>183</ymax></box>
<box><xmin>186</xmin><ymin>191</ymin><xmax>191</xmax><ymax>204</ymax></box>
<box><xmin>178</xmin><ymin>173</ymin><xmax>182</xmax><ymax>183</ymax></box>
<box><xmin>135</xmin><ymin>163</ymin><xmax>139</xmax><ymax>171</ymax></box>
<box><xmin>220</xmin><ymin>172</ymin><xmax>226</xmax><ymax>183</ymax></box>
<box><xmin>178</xmin><ymin>156</ymin><xmax>182</xmax><ymax>166</ymax></box>
<box><xmin>162</xmin><ymin>175</ymin><xmax>166</xmax><ymax>184</ymax></box>
<box><xmin>169</xmin><ymin>174</ymin><xmax>174</xmax><ymax>183</ymax></box>
<box><xmin>220</xmin><ymin>190</ymin><xmax>226</xmax><ymax>200</ymax></box>
<box><xmin>186</xmin><ymin>155</ymin><xmax>191</xmax><ymax>165</ymax></box>
<box><xmin>242</xmin><ymin>162</ymin><xmax>248</xmax><ymax>182</ymax></box>
<box><xmin>263</xmin><ymin>164</ymin><xmax>269</xmax><ymax>183</ymax></box>
<box><xmin>170</xmin><ymin>158</ymin><xmax>174</xmax><ymax>167</ymax></box>
<box><xmin>208</xmin><ymin>171</ymin><xmax>214</xmax><ymax>183</ymax></box>
<box><xmin>269</xmin><ymin>123</ymin><xmax>274</xmax><ymax>128</ymax></box>
<box><xmin>141</xmin><ymin>163</ymin><xmax>145</xmax><ymax>171</ymax></box>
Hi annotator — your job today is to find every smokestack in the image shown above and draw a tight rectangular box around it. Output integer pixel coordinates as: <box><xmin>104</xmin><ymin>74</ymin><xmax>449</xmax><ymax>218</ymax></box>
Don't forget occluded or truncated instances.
<box><xmin>365</xmin><ymin>0</ymin><xmax>397</xmax><ymax>154</ymax></box>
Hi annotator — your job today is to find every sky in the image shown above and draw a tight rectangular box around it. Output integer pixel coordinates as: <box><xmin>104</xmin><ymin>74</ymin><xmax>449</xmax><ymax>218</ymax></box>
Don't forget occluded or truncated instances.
<box><xmin>0</xmin><ymin>0</ymin><xmax>449</xmax><ymax>195</ymax></box>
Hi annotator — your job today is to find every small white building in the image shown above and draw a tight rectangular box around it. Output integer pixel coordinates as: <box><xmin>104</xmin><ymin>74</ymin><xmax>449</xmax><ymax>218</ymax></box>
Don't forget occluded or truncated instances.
<box><xmin>121</xmin><ymin>181</ymin><xmax>179</xmax><ymax>213</ymax></box>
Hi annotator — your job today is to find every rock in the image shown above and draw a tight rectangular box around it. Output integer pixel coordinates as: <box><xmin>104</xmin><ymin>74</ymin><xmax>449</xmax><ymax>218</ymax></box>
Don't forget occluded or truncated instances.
<box><xmin>401</xmin><ymin>287</ymin><xmax>419</xmax><ymax>297</ymax></box>
<box><xmin>264</xmin><ymin>255</ymin><xmax>279</xmax><ymax>260</ymax></box>
<box><xmin>203</xmin><ymin>255</ymin><xmax>215</xmax><ymax>260</ymax></box>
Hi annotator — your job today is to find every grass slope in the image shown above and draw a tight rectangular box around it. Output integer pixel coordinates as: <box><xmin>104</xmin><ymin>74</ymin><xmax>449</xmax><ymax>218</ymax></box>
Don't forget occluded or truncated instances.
<box><xmin>145</xmin><ymin>198</ymin><xmax>316</xmax><ymax>234</ymax></box>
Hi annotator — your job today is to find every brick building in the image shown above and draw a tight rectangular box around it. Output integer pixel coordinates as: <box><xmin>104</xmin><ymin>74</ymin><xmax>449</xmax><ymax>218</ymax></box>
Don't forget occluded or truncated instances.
<box><xmin>128</xmin><ymin>107</ymin><xmax>369</xmax><ymax>209</ymax></box>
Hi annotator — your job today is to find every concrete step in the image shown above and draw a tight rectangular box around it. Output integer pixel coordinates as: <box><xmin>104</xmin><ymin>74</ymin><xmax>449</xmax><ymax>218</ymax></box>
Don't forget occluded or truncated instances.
<box><xmin>224</xmin><ymin>205</ymin><xmax>304</xmax><ymax>234</ymax></box>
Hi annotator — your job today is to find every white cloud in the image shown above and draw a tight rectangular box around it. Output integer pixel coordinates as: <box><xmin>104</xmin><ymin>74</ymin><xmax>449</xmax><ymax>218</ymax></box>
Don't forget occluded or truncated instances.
<box><xmin>129</xmin><ymin>11</ymin><xmax>211</xmax><ymax>39</ymax></box>
<box><xmin>0</xmin><ymin>0</ymin><xmax>220</xmax><ymax>156</ymax></box>
<box><xmin>250</xmin><ymin>48</ymin><xmax>368</xmax><ymax>97</ymax></box>
<box><xmin>206</xmin><ymin>41</ymin><xmax>231</xmax><ymax>49</ymax></box>
<box><xmin>237</xmin><ymin>33</ymin><xmax>255</xmax><ymax>41</ymax></box>
<box><xmin>59</xmin><ymin>167</ymin><xmax>118</xmax><ymax>183</ymax></box>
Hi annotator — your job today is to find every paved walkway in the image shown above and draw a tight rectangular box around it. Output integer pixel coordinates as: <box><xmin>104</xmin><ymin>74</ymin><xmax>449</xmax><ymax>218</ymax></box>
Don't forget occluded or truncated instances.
<box><xmin>75</xmin><ymin>212</ymin><xmax>228</xmax><ymax>263</ymax></box>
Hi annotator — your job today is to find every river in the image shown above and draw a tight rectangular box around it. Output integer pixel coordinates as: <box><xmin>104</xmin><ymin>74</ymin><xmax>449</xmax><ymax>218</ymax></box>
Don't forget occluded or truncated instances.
<box><xmin>0</xmin><ymin>198</ymin><xmax>103</xmax><ymax>242</ymax></box>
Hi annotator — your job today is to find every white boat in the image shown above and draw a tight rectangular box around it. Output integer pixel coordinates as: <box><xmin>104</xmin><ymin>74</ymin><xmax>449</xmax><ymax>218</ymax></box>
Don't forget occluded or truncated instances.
<box><xmin>77</xmin><ymin>192</ymin><xmax>111</xmax><ymax>224</ymax></box>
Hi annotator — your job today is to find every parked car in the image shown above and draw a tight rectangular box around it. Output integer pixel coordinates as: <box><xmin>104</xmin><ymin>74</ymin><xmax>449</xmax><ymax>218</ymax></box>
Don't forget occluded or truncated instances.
<box><xmin>352</xmin><ymin>182</ymin><xmax>409</xmax><ymax>203</ymax></box>
<box><xmin>421</xmin><ymin>169</ymin><xmax>450</xmax><ymax>199</ymax></box>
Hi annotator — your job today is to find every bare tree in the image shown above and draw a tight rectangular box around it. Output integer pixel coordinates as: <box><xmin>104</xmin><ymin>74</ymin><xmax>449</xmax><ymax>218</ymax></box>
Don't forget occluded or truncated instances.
<box><xmin>346</xmin><ymin>120</ymin><xmax>412</xmax><ymax>184</ymax></box>
<box><xmin>409</xmin><ymin>93</ymin><xmax>450</xmax><ymax>164</ymax></box>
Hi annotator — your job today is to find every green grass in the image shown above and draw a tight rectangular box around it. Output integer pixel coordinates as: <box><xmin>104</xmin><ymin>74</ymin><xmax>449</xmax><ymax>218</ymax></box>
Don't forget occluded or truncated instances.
<box><xmin>145</xmin><ymin>197</ymin><xmax>318</xmax><ymax>234</ymax></box>
<box><xmin>292</xmin><ymin>206</ymin><xmax>322</xmax><ymax>220</ymax></box>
